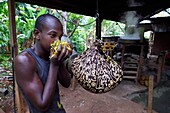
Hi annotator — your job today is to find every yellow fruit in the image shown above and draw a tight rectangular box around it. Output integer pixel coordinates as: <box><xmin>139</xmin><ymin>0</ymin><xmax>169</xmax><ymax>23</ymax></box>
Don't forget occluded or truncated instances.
<box><xmin>50</xmin><ymin>40</ymin><xmax>71</xmax><ymax>59</ymax></box>
<box><xmin>139</xmin><ymin>79</ymin><xmax>145</xmax><ymax>85</ymax></box>
<box><xmin>61</xmin><ymin>41</ymin><xmax>72</xmax><ymax>51</ymax></box>
<box><xmin>141</xmin><ymin>76</ymin><xmax>146</xmax><ymax>81</ymax></box>
<box><xmin>145</xmin><ymin>80</ymin><xmax>149</xmax><ymax>87</ymax></box>
<box><xmin>50</xmin><ymin>40</ymin><xmax>61</xmax><ymax>58</ymax></box>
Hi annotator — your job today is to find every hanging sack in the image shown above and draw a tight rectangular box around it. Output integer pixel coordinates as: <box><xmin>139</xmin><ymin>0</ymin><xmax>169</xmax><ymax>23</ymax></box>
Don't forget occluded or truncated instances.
<box><xmin>72</xmin><ymin>39</ymin><xmax>123</xmax><ymax>94</ymax></box>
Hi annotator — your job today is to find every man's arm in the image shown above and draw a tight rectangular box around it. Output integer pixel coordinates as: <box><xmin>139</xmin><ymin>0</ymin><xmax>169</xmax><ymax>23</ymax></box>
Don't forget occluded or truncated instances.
<box><xmin>14</xmin><ymin>52</ymin><xmax>59</xmax><ymax>111</ymax></box>
<box><xmin>58</xmin><ymin>62</ymin><xmax>71</xmax><ymax>88</ymax></box>
<box><xmin>57</xmin><ymin>44</ymin><xmax>73</xmax><ymax>88</ymax></box>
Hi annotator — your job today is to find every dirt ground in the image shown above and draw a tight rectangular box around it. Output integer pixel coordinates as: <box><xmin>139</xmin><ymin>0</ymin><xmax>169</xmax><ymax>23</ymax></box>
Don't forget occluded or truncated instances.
<box><xmin>59</xmin><ymin>79</ymin><xmax>158</xmax><ymax>113</ymax></box>
<box><xmin>0</xmin><ymin>79</ymin><xmax>159</xmax><ymax>113</ymax></box>
<box><xmin>2</xmin><ymin>57</ymin><xmax>169</xmax><ymax>113</ymax></box>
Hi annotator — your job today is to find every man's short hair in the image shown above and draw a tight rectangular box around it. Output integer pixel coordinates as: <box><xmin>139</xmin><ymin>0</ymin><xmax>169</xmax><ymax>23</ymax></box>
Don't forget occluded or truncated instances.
<box><xmin>35</xmin><ymin>14</ymin><xmax>61</xmax><ymax>32</ymax></box>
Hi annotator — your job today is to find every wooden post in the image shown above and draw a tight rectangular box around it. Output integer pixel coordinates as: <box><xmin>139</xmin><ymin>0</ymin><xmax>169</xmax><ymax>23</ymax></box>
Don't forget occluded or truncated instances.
<box><xmin>138</xmin><ymin>45</ymin><xmax>144</xmax><ymax>79</ymax></box>
<box><xmin>148</xmin><ymin>75</ymin><xmax>154</xmax><ymax>113</ymax></box>
<box><xmin>157</xmin><ymin>54</ymin><xmax>164</xmax><ymax>83</ymax></box>
<box><xmin>158</xmin><ymin>53</ymin><xmax>166</xmax><ymax>84</ymax></box>
<box><xmin>121</xmin><ymin>44</ymin><xmax>125</xmax><ymax>67</ymax></box>
<box><xmin>71</xmin><ymin>76</ymin><xmax>77</xmax><ymax>90</ymax></box>
<box><xmin>8</xmin><ymin>0</ymin><xmax>24</xmax><ymax>113</ymax></box>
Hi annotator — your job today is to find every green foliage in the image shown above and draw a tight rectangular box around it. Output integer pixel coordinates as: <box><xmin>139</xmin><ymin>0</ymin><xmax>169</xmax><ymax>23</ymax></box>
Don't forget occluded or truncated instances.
<box><xmin>0</xmin><ymin>54</ymin><xmax>12</xmax><ymax>69</ymax></box>
<box><xmin>15</xmin><ymin>3</ymin><xmax>49</xmax><ymax>52</ymax></box>
<box><xmin>0</xmin><ymin>2</ymin><xmax>48</xmax><ymax>69</ymax></box>
<box><xmin>102</xmin><ymin>19</ymin><xmax>125</xmax><ymax>36</ymax></box>
<box><xmin>0</xmin><ymin>1</ymin><xmax>126</xmax><ymax>69</ymax></box>
<box><xmin>67</xmin><ymin>14</ymin><xmax>95</xmax><ymax>53</ymax></box>
<box><xmin>70</xmin><ymin>29</ymin><xmax>86</xmax><ymax>53</ymax></box>
<box><xmin>0</xmin><ymin>1</ymin><xmax>9</xmax><ymax>53</ymax></box>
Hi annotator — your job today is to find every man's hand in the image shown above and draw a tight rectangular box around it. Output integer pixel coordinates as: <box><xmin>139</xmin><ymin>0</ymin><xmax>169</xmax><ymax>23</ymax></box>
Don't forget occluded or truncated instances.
<box><xmin>50</xmin><ymin>41</ymin><xmax>73</xmax><ymax>65</ymax></box>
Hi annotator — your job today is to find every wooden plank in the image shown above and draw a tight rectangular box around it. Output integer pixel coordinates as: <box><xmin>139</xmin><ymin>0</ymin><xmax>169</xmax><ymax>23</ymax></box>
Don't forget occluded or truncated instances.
<box><xmin>7</xmin><ymin>0</ymin><xmax>24</xmax><ymax>113</ymax></box>
<box><xmin>123</xmin><ymin>76</ymin><xmax>137</xmax><ymax>79</ymax></box>
<box><xmin>124</xmin><ymin>61</ymin><xmax>139</xmax><ymax>64</ymax></box>
<box><xmin>123</xmin><ymin>71</ymin><xmax>138</xmax><ymax>74</ymax></box>
<box><xmin>123</xmin><ymin>66</ymin><xmax>138</xmax><ymax>69</ymax></box>
<box><xmin>148</xmin><ymin>75</ymin><xmax>154</xmax><ymax>113</ymax></box>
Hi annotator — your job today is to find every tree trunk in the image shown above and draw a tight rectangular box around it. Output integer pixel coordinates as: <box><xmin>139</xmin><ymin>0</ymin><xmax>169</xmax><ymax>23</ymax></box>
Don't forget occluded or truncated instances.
<box><xmin>55</xmin><ymin>10</ymin><xmax>68</xmax><ymax>36</ymax></box>
<box><xmin>62</xmin><ymin>11</ymin><xmax>68</xmax><ymax>36</ymax></box>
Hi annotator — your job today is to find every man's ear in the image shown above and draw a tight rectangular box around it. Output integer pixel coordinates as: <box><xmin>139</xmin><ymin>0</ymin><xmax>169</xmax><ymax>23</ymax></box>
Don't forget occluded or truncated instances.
<box><xmin>34</xmin><ymin>28</ymin><xmax>40</xmax><ymax>40</ymax></box>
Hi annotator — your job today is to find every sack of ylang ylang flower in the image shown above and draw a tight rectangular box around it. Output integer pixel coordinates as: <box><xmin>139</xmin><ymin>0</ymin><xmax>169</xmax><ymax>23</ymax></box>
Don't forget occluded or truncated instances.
<box><xmin>72</xmin><ymin>39</ymin><xmax>123</xmax><ymax>94</ymax></box>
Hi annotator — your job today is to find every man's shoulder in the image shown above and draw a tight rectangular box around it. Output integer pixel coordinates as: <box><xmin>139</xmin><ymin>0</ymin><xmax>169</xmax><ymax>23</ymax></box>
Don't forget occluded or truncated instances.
<box><xmin>15</xmin><ymin>50</ymin><xmax>35</xmax><ymax>66</ymax></box>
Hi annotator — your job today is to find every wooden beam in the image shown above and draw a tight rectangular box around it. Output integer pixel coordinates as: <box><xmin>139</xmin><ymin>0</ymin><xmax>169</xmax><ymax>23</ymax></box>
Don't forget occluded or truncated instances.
<box><xmin>7</xmin><ymin>0</ymin><xmax>24</xmax><ymax>113</ymax></box>
<box><xmin>8</xmin><ymin>0</ymin><xmax>17</xmax><ymax>54</ymax></box>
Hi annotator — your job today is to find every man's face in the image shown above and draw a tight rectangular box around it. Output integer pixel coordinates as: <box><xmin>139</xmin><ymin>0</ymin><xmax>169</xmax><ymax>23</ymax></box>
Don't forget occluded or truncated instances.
<box><xmin>39</xmin><ymin>17</ymin><xmax>63</xmax><ymax>53</ymax></box>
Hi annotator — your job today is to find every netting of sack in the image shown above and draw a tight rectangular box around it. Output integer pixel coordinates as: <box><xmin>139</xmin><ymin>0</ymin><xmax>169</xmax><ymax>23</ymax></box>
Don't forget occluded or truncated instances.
<box><xmin>72</xmin><ymin>39</ymin><xmax>123</xmax><ymax>94</ymax></box>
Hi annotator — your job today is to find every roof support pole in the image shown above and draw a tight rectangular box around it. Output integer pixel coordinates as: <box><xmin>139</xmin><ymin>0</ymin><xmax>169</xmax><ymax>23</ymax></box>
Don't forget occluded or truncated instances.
<box><xmin>95</xmin><ymin>0</ymin><xmax>101</xmax><ymax>39</ymax></box>
<box><xmin>8</xmin><ymin>0</ymin><xmax>23</xmax><ymax>113</ymax></box>
<box><xmin>96</xmin><ymin>17</ymin><xmax>102</xmax><ymax>39</ymax></box>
